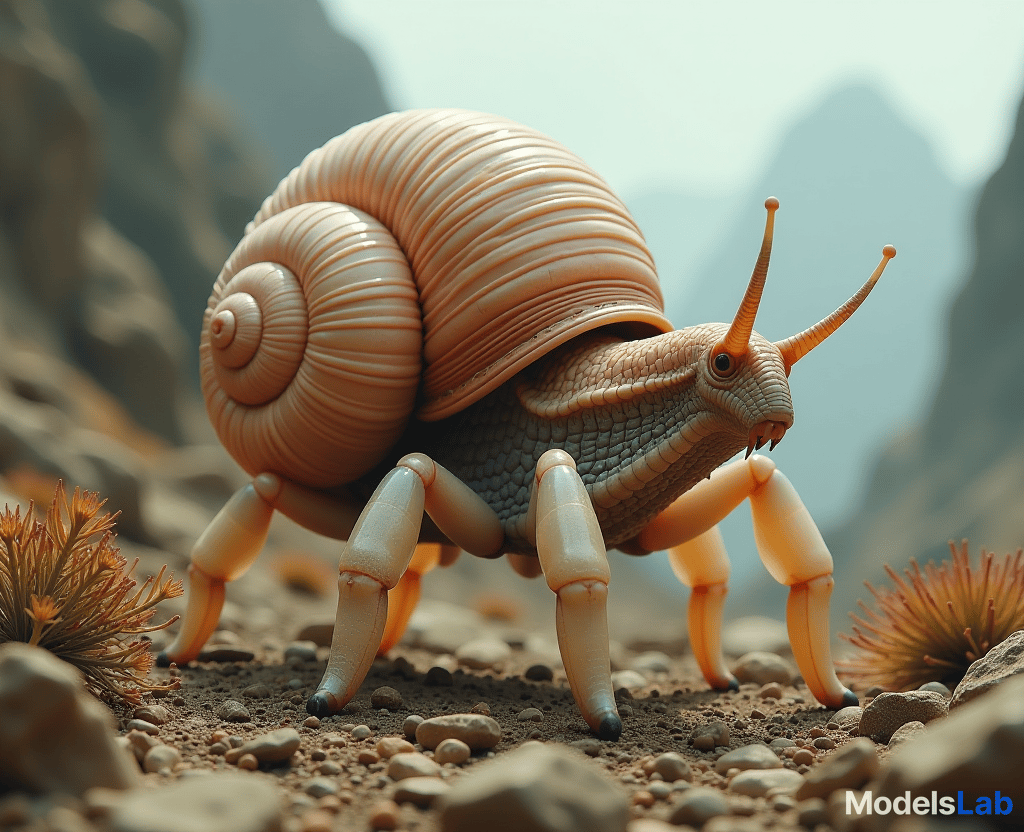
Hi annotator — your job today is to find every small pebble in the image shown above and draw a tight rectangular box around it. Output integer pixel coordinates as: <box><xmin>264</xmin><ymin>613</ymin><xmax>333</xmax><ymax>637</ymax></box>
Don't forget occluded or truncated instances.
<box><xmin>832</xmin><ymin>705</ymin><xmax>863</xmax><ymax>734</ymax></box>
<box><xmin>517</xmin><ymin>707</ymin><xmax>543</xmax><ymax>723</ymax></box>
<box><xmin>358</xmin><ymin>750</ymin><xmax>380</xmax><ymax>765</ymax></box>
<box><xmin>648</xmin><ymin>782</ymin><xmax>672</xmax><ymax>801</ymax></box>
<box><xmin>376</xmin><ymin>737</ymin><xmax>416</xmax><ymax>758</ymax></box>
<box><xmin>858</xmin><ymin>690</ymin><xmax>947</xmax><ymax>743</ymax></box>
<box><xmin>470</xmin><ymin>702</ymin><xmax>491</xmax><ymax>716</ymax></box>
<box><xmin>370</xmin><ymin>686</ymin><xmax>403</xmax><ymax>710</ymax></box>
<box><xmin>352</xmin><ymin>725</ymin><xmax>372</xmax><ymax>740</ymax></box>
<box><xmin>434</xmin><ymin>738</ymin><xmax>471</xmax><ymax>765</ymax></box>
<box><xmin>813</xmin><ymin>737</ymin><xmax>835</xmax><ymax>750</ymax></box>
<box><xmin>632</xmin><ymin>790</ymin><xmax>656</xmax><ymax>808</ymax></box>
<box><xmin>795</xmin><ymin>738</ymin><xmax>879</xmax><ymax>800</ymax></box>
<box><xmin>241</xmin><ymin>683</ymin><xmax>272</xmax><ymax>699</ymax></box>
<box><xmin>369</xmin><ymin>799</ymin><xmax>400</xmax><ymax>830</ymax></box>
<box><xmin>403</xmin><ymin>715</ymin><xmax>424</xmax><ymax>738</ymax></box>
<box><xmin>887</xmin><ymin>720</ymin><xmax>926</xmax><ymax>748</ymax></box>
<box><xmin>303</xmin><ymin>716</ymin><xmax>320</xmax><ymax>729</ymax></box>
<box><xmin>143</xmin><ymin>745</ymin><xmax>181</xmax><ymax>774</ymax></box>
<box><xmin>647</xmin><ymin>752</ymin><xmax>692</xmax><ymax>783</ymax></box>
<box><xmin>750</xmin><ymin>708</ymin><xmax>767</xmax><ymax>720</ymax></box>
<box><xmin>415</xmin><ymin>713</ymin><xmax>502</xmax><ymax>750</ymax></box>
<box><xmin>759</xmin><ymin>682</ymin><xmax>783</xmax><ymax>700</ymax></box>
<box><xmin>225</xmin><ymin>728</ymin><xmax>301</xmax><ymax>764</ymax></box>
<box><xmin>524</xmin><ymin>664</ymin><xmax>554</xmax><ymax>681</ymax></box>
<box><xmin>299</xmin><ymin>809</ymin><xmax>333</xmax><ymax>832</ymax></box>
<box><xmin>387</xmin><ymin>752</ymin><xmax>441</xmax><ymax>780</ymax></box>
<box><xmin>126</xmin><ymin>719</ymin><xmax>160</xmax><ymax>735</ymax></box>
<box><xmin>918</xmin><ymin>681</ymin><xmax>952</xmax><ymax>698</ymax></box>
<box><xmin>691</xmin><ymin>720</ymin><xmax>729</xmax><ymax>751</ymax></box>
<box><xmin>610</xmin><ymin>669</ymin><xmax>647</xmax><ymax>691</ymax></box>
<box><xmin>569</xmin><ymin>738</ymin><xmax>602</xmax><ymax>757</ymax></box>
<box><xmin>284</xmin><ymin>641</ymin><xmax>318</xmax><ymax>663</ymax></box>
<box><xmin>792</xmin><ymin>749</ymin><xmax>814</xmax><ymax>766</ymax></box>
<box><xmin>797</xmin><ymin>797</ymin><xmax>829</xmax><ymax>827</ymax></box>
<box><xmin>304</xmin><ymin>777</ymin><xmax>339</xmax><ymax>798</ymax></box>
<box><xmin>236</xmin><ymin>753</ymin><xmax>259</xmax><ymax>771</ymax></box>
<box><xmin>455</xmin><ymin>638</ymin><xmax>512</xmax><ymax>670</ymax></box>
<box><xmin>393</xmin><ymin>776</ymin><xmax>451</xmax><ymax>808</ymax></box>
<box><xmin>425</xmin><ymin>666</ymin><xmax>454</xmax><ymax>686</ymax></box>
<box><xmin>728</xmin><ymin>768</ymin><xmax>803</xmax><ymax>797</ymax></box>
<box><xmin>732</xmin><ymin>651</ymin><xmax>795</xmax><ymax>685</ymax></box>
<box><xmin>133</xmin><ymin>705</ymin><xmax>170</xmax><ymax>725</ymax></box>
<box><xmin>631</xmin><ymin>651</ymin><xmax>672</xmax><ymax>674</ymax></box>
<box><xmin>216</xmin><ymin>700</ymin><xmax>251</xmax><ymax>723</ymax></box>
<box><xmin>198</xmin><ymin>646</ymin><xmax>256</xmax><ymax>663</ymax></box>
<box><xmin>714</xmin><ymin>744</ymin><xmax>780</xmax><ymax>775</ymax></box>
<box><xmin>668</xmin><ymin>787</ymin><xmax>729</xmax><ymax>826</ymax></box>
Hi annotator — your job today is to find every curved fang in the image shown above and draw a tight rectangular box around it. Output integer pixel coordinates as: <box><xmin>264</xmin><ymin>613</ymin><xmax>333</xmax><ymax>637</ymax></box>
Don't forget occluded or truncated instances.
<box><xmin>775</xmin><ymin>245</ymin><xmax>896</xmax><ymax>372</ymax></box>
<box><xmin>720</xmin><ymin>197</ymin><xmax>780</xmax><ymax>357</ymax></box>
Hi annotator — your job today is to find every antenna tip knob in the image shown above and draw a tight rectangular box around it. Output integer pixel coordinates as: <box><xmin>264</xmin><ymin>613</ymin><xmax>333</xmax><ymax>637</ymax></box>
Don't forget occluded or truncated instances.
<box><xmin>882</xmin><ymin>244</ymin><xmax>897</xmax><ymax>259</ymax></box>
<box><xmin>765</xmin><ymin>197</ymin><xmax>780</xmax><ymax>211</ymax></box>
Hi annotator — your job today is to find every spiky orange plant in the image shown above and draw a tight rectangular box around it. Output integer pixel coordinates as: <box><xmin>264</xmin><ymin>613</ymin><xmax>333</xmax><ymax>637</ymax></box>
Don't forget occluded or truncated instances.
<box><xmin>0</xmin><ymin>482</ymin><xmax>183</xmax><ymax>703</ymax></box>
<box><xmin>839</xmin><ymin>540</ymin><xmax>1024</xmax><ymax>691</ymax></box>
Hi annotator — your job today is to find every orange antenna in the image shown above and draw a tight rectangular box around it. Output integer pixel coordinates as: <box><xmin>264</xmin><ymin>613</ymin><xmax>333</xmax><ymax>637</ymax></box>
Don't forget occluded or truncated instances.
<box><xmin>775</xmin><ymin>245</ymin><xmax>896</xmax><ymax>372</ymax></box>
<box><xmin>719</xmin><ymin>198</ymin><xmax>779</xmax><ymax>357</ymax></box>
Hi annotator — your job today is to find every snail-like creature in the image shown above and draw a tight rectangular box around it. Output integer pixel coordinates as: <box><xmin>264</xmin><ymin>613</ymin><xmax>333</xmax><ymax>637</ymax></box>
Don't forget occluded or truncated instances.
<box><xmin>162</xmin><ymin>109</ymin><xmax>895</xmax><ymax>740</ymax></box>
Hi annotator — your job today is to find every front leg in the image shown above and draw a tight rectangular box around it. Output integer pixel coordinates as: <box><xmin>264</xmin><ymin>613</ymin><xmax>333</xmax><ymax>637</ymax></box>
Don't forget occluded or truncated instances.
<box><xmin>307</xmin><ymin>454</ymin><xmax>503</xmax><ymax>717</ymax></box>
<box><xmin>637</xmin><ymin>455</ymin><xmax>857</xmax><ymax>709</ymax></box>
<box><xmin>529</xmin><ymin>450</ymin><xmax>621</xmax><ymax>740</ymax></box>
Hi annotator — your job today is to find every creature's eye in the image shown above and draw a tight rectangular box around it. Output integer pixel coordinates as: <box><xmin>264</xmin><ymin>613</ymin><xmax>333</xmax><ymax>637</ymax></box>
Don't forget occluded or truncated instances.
<box><xmin>713</xmin><ymin>352</ymin><xmax>734</xmax><ymax>377</ymax></box>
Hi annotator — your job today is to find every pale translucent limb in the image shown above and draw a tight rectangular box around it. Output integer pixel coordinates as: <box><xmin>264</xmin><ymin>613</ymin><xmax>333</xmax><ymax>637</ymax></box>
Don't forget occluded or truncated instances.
<box><xmin>665</xmin><ymin>526</ymin><xmax>736</xmax><ymax>690</ymax></box>
<box><xmin>530</xmin><ymin>449</ymin><xmax>621</xmax><ymax>740</ymax></box>
<box><xmin>377</xmin><ymin>542</ymin><xmax>458</xmax><ymax>655</ymax></box>
<box><xmin>637</xmin><ymin>454</ymin><xmax>856</xmax><ymax>708</ymax></box>
<box><xmin>159</xmin><ymin>482</ymin><xmax>274</xmax><ymax>665</ymax></box>
<box><xmin>307</xmin><ymin>455</ymin><xmax>503</xmax><ymax>717</ymax></box>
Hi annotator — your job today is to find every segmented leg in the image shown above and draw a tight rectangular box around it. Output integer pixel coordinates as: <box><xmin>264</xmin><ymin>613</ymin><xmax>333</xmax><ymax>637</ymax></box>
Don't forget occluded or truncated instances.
<box><xmin>377</xmin><ymin>543</ymin><xmax>458</xmax><ymax>655</ymax></box>
<box><xmin>159</xmin><ymin>481</ymin><xmax>275</xmax><ymax>665</ymax></box>
<box><xmin>665</xmin><ymin>526</ymin><xmax>737</xmax><ymax>690</ymax></box>
<box><xmin>306</xmin><ymin>454</ymin><xmax>503</xmax><ymax>717</ymax></box>
<box><xmin>529</xmin><ymin>449</ymin><xmax>621</xmax><ymax>741</ymax></box>
<box><xmin>637</xmin><ymin>454</ymin><xmax>856</xmax><ymax>709</ymax></box>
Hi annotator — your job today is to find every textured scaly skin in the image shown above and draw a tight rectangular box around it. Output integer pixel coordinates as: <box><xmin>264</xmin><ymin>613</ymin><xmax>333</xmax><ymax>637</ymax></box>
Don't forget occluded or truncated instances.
<box><xmin>429</xmin><ymin>323</ymin><xmax>795</xmax><ymax>553</ymax></box>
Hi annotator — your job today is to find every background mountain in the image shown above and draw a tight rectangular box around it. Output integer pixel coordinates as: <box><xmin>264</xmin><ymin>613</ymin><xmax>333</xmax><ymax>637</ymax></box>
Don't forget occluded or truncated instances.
<box><xmin>823</xmin><ymin>89</ymin><xmax>1024</xmax><ymax>633</ymax></box>
<box><xmin>625</xmin><ymin>85</ymin><xmax>974</xmax><ymax>616</ymax></box>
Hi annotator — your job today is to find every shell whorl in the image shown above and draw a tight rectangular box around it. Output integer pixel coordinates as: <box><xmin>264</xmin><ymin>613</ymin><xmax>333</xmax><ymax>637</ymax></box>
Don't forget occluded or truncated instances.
<box><xmin>202</xmin><ymin>202</ymin><xmax>421</xmax><ymax>487</ymax></box>
<box><xmin>205</xmin><ymin>108</ymin><xmax>671</xmax><ymax>488</ymax></box>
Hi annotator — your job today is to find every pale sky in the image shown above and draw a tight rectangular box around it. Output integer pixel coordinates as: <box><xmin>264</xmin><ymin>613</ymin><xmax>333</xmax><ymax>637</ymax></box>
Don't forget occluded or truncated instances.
<box><xmin>323</xmin><ymin>0</ymin><xmax>1024</xmax><ymax>199</ymax></box>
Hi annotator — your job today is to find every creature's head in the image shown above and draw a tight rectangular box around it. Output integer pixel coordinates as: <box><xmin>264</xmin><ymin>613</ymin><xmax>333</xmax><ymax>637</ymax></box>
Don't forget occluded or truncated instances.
<box><xmin>689</xmin><ymin>198</ymin><xmax>896</xmax><ymax>457</ymax></box>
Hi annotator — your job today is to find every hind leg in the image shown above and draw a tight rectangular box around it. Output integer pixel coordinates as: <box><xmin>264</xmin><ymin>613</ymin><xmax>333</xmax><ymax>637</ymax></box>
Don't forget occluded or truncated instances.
<box><xmin>377</xmin><ymin>543</ymin><xmax>459</xmax><ymax>655</ymax></box>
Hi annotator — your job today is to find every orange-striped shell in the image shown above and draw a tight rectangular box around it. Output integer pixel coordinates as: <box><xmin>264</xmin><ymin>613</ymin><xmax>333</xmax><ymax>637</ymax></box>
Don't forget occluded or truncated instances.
<box><xmin>201</xmin><ymin>109</ymin><xmax>671</xmax><ymax>488</ymax></box>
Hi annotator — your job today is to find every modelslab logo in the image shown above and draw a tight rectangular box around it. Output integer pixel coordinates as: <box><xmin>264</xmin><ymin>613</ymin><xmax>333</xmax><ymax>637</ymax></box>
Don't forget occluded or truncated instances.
<box><xmin>847</xmin><ymin>790</ymin><xmax>1014</xmax><ymax>817</ymax></box>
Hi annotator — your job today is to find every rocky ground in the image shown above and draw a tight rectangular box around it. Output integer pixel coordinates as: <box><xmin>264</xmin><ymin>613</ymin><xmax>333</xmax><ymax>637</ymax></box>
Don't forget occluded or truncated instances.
<box><xmin>2</xmin><ymin>565</ymin><xmax>1023</xmax><ymax>832</ymax></box>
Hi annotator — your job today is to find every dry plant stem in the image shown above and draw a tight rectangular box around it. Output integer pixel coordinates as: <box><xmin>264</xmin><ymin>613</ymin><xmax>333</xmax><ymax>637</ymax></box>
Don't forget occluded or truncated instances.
<box><xmin>840</xmin><ymin>539</ymin><xmax>1024</xmax><ymax>691</ymax></box>
<box><xmin>0</xmin><ymin>482</ymin><xmax>183</xmax><ymax>703</ymax></box>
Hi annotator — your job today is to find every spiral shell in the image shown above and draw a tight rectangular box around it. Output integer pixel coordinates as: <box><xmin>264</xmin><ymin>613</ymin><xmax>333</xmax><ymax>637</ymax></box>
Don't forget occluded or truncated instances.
<box><xmin>202</xmin><ymin>109</ymin><xmax>672</xmax><ymax>488</ymax></box>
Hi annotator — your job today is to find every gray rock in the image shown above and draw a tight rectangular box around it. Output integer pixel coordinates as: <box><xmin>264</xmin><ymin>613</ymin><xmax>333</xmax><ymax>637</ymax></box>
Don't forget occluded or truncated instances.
<box><xmin>732</xmin><ymin>651</ymin><xmax>795</xmax><ymax>685</ymax></box>
<box><xmin>691</xmin><ymin>720</ymin><xmax>730</xmax><ymax>751</ymax></box>
<box><xmin>370</xmin><ymin>686</ymin><xmax>404</xmax><ymax>710</ymax></box>
<box><xmin>859</xmin><ymin>691</ymin><xmax>948</xmax><ymax>742</ymax></box>
<box><xmin>0</xmin><ymin>643</ymin><xmax>139</xmax><ymax>795</ymax></box>
<box><xmin>224</xmin><ymin>728</ymin><xmax>301</xmax><ymax>764</ymax></box>
<box><xmin>455</xmin><ymin>638</ymin><xmax>512</xmax><ymax>670</ymax></box>
<box><xmin>832</xmin><ymin>705</ymin><xmax>864</xmax><ymax>734</ymax></box>
<box><xmin>647</xmin><ymin>752</ymin><xmax>692</xmax><ymax>783</ymax></box>
<box><xmin>434</xmin><ymin>738</ymin><xmax>472</xmax><ymax>765</ymax></box>
<box><xmin>950</xmin><ymin>629</ymin><xmax>1024</xmax><ymax>708</ymax></box>
<box><xmin>714</xmin><ymin>743</ymin><xmax>781</xmax><ymax>775</ymax></box>
<box><xmin>394</xmin><ymin>776</ymin><xmax>452</xmax><ymax>807</ymax></box>
<box><xmin>215</xmin><ymin>699</ymin><xmax>251</xmax><ymax>722</ymax></box>
<box><xmin>304</xmin><ymin>777</ymin><xmax>339</xmax><ymax>798</ymax></box>
<box><xmin>110</xmin><ymin>773</ymin><xmax>282</xmax><ymax>832</ymax></box>
<box><xmin>283</xmin><ymin>641</ymin><xmax>318</xmax><ymax>663</ymax></box>
<box><xmin>416</xmin><ymin>713</ymin><xmax>502</xmax><ymax>750</ymax></box>
<box><xmin>133</xmin><ymin>704</ymin><xmax>171</xmax><ymax>725</ymax></box>
<box><xmin>438</xmin><ymin>743</ymin><xmax>628</xmax><ymax>832</ymax></box>
<box><xmin>722</xmin><ymin>616</ymin><xmax>791</xmax><ymax>656</ymax></box>
<box><xmin>728</xmin><ymin>768</ymin><xmax>804</xmax><ymax>797</ymax></box>
<box><xmin>143</xmin><ymin>744</ymin><xmax>182</xmax><ymax>774</ymax></box>
<box><xmin>796</xmin><ymin>737</ymin><xmax>879</xmax><ymax>800</ymax></box>
<box><xmin>667</xmin><ymin>787</ymin><xmax>729</xmax><ymax>826</ymax></box>
<box><xmin>387</xmin><ymin>752</ymin><xmax>441</xmax><ymax>780</ymax></box>
<box><xmin>875</xmin><ymin>673</ymin><xmax>1024</xmax><ymax>820</ymax></box>
<box><xmin>918</xmin><ymin>681</ymin><xmax>952</xmax><ymax>698</ymax></box>
<box><xmin>887</xmin><ymin>720</ymin><xmax>926</xmax><ymax>748</ymax></box>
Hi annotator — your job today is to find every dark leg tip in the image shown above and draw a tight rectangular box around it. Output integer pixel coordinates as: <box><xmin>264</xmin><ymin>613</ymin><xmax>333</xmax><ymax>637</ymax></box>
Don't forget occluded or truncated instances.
<box><xmin>155</xmin><ymin>651</ymin><xmax>171</xmax><ymax>668</ymax></box>
<box><xmin>596</xmin><ymin>713</ymin><xmax>623</xmax><ymax>742</ymax></box>
<box><xmin>841</xmin><ymin>688</ymin><xmax>859</xmax><ymax>708</ymax></box>
<box><xmin>306</xmin><ymin>692</ymin><xmax>333</xmax><ymax>718</ymax></box>
<box><xmin>727</xmin><ymin>677</ymin><xmax>740</xmax><ymax>692</ymax></box>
